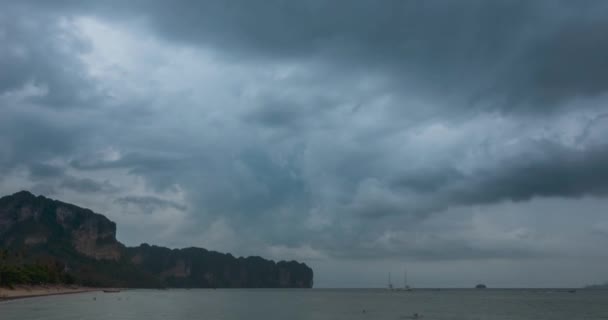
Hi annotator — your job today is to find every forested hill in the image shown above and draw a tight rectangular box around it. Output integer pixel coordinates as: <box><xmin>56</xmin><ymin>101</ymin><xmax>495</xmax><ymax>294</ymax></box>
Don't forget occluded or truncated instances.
<box><xmin>0</xmin><ymin>191</ymin><xmax>313</xmax><ymax>288</ymax></box>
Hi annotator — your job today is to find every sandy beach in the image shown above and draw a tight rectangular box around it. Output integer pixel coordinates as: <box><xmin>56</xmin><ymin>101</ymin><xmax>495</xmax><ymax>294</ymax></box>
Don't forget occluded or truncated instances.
<box><xmin>0</xmin><ymin>285</ymin><xmax>101</xmax><ymax>301</ymax></box>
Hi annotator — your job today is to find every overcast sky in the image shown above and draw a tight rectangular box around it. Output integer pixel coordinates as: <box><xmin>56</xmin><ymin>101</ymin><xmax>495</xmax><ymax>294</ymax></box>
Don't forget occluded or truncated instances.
<box><xmin>1</xmin><ymin>0</ymin><xmax>608</xmax><ymax>288</ymax></box>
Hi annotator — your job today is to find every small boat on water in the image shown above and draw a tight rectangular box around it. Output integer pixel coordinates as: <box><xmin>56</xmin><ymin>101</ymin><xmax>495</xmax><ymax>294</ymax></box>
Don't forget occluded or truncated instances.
<box><xmin>403</xmin><ymin>268</ymin><xmax>412</xmax><ymax>291</ymax></box>
<box><xmin>395</xmin><ymin>267</ymin><xmax>413</xmax><ymax>291</ymax></box>
<box><xmin>103</xmin><ymin>289</ymin><xmax>121</xmax><ymax>293</ymax></box>
<box><xmin>389</xmin><ymin>267</ymin><xmax>413</xmax><ymax>291</ymax></box>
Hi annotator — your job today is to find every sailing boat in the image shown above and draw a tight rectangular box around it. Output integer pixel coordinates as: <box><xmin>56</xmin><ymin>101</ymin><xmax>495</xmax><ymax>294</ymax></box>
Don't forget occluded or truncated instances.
<box><xmin>403</xmin><ymin>268</ymin><xmax>412</xmax><ymax>291</ymax></box>
<box><xmin>394</xmin><ymin>267</ymin><xmax>413</xmax><ymax>291</ymax></box>
<box><xmin>388</xmin><ymin>272</ymin><xmax>394</xmax><ymax>290</ymax></box>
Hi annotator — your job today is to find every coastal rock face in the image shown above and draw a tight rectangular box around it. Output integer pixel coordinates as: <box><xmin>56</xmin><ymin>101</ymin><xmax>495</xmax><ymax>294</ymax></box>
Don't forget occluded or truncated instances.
<box><xmin>0</xmin><ymin>191</ymin><xmax>314</xmax><ymax>288</ymax></box>
<box><xmin>0</xmin><ymin>191</ymin><xmax>123</xmax><ymax>261</ymax></box>
<box><xmin>69</xmin><ymin>211</ymin><xmax>122</xmax><ymax>261</ymax></box>
<box><xmin>127</xmin><ymin>244</ymin><xmax>314</xmax><ymax>288</ymax></box>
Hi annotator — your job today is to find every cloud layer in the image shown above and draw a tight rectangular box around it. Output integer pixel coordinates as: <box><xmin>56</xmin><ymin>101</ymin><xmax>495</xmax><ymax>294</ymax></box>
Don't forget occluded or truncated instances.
<box><xmin>1</xmin><ymin>0</ymin><xmax>608</xmax><ymax>287</ymax></box>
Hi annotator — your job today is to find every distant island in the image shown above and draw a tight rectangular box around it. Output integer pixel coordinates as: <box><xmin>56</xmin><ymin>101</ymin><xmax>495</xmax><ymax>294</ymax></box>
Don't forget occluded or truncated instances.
<box><xmin>0</xmin><ymin>191</ymin><xmax>313</xmax><ymax>289</ymax></box>
<box><xmin>475</xmin><ymin>284</ymin><xmax>487</xmax><ymax>289</ymax></box>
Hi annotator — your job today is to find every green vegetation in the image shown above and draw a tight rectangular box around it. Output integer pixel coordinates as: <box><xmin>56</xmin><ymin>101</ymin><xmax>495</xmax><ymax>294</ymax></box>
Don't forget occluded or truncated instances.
<box><xmin>0</xmin><ymin>249</ymin><xmax>74</xmax><ymax>287</ymax></box>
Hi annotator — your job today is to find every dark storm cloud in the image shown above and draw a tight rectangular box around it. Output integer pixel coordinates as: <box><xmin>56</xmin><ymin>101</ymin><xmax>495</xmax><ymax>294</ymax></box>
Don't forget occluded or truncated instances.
<box><xmin>392</xmin><ymin>168</ymin><xmax>465</xmax><ymax>194</ymax></box>
<box><xmin>2</xmin><ymin>0</ymin><xmax>608</xmax><ymax>271</ymax></box>
<box><xmin>29</xmin><ymin>184</ymin><xmax>58</xmax><ymax>197</ymax></box>
<box><xmin>177</xmin><ymin>149</ymin><xmax>310</xmax><ymax>227</ymax></box>
<box><xmin>245</xmin><ymin>100</ymin><xmax>308</xmax><ymax>129</ymax></box>
<box><xmin>70</xmin><ymin>151</ymin><xmax>185</xmax><ymax>172</ymax></box>
<box><xmin>33</xmin><ymin>0</ymin><xmax>606</xmax><ymax>112</ymax></box>
<box><xmin>0</xmin><ymin>108</ymin><xmax>84</xmax><ymax>173</ymax></box>
<box><xmin>456</xmin><ymin>143</ymin><xmax>608</xmax><ymax>203</ymax></box>
<box><xmin>501</xmin><ymin>15</ymin><xmax>608</xmax><ymax>108</ymax></box>
<box><xmin>115</xmin><ymin>196</ymin><xmax>187</xmax><ymax>212</ymax></box>
<box><xmin>0</xmin><ymin>7</ymin><xmax>100</xmax><ymax>109</ymax></box>
<box><xmin>27</xmin><ymin>163</ymin><xmax>65</xmax><ymax>180</ymax></box>
<box><xmin>0</xmin><ymin>3</ymin><xmax>105</xmax><ymax>184</ymax></box>
<box><xmin>3</xmin><ymin>1</ymin><xmax>608</xmax><ymax>112</ymax></box>
<box><xmin>70</xmin><ymin>152</ymin><xmax>197</xmax><ymax>193</ymax></box>
<box><xmin>379</xmin><ymin>142</ymin><xmax>608</xmax><ymax>218</ymax></box>
<box><xmin>59</xmin><ymin>176</ymin><xmax>116</xmax><ymax>193</ymax></box>
<box><xmin>329</xmin><ymin>236</ymin><xmax>547</xmax><ymax>261</ymax></box>
<box><xmin>242</xmin><ymin>93</ymin><xmax>339</xmax><ymax>132</ymax></box>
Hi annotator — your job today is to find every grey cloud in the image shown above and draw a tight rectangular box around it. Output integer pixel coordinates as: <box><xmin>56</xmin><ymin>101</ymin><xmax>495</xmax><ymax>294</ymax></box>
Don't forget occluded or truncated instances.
<box><xmin>392</xmin><ymin>168</ymin><xmax>465</xmax><ymax>194</ymax></box>
<box><xmin>7</xmin><ymin>1</ymin><xmax>608</xmax><ymax>112</ymax></box>
<box><xmin>70</xmin><ymin>152</ymin><xmax>195</xmax><ymax>193</ymax></box>
<box><xmin>60</xmin><ymin>176</ymin><xmax>116</xmax><ymax>193</ymax></box>
<box><xmin>27</xmin><ymin>163</ymin><xmax>65</xmax><ymax>180</ymax></box>
<box><xmin>242</xmin><ymin>94</ymin><xmax>342</xmax><ymax>136</ymax></box>
<box><xmin>0</xmin><ymin>108</ymin><xmax>84</xmax><ymax>173</ymax></box>
<box><xmin>0</xmin><ymin>7</ymin><xmax>100</xmax><ymax>109</ymax></box>
<box><xmin>374</xmin><ymin>142</ymin><xmax>608</xmax><ymax>218</ymax></box>
<box><xmin>45</xmin><ymin>0</ymin><xmax>608</xmax><ymax>112</ymax></box>
<box><xmin>576</xmin><ymin>113</ymin><xmax>608</xmax><ymax>145</ymax></box>
<box><xmin>115</xmin><ymin>196</ymin><xmax>187</xmax><ymax>212</ymax></box>
<box><xmin>244</xmin><ymin>100</ymin><xmax>309</xmax><ymax>129</ymax></box>
<box><xmin>70</xmin><ymin>152</ymin><xmax>186</xmax><ymax>171</ymax></box>
<box><xmin>2</xmin><ymin>0</ymin><xmax>608</xmax><ymax>287</ymax></box>
<box><xmin>458</xmin><ymin>144</ymin><xmax>608</xmax><ymax>203</ymax></box>
<box><xmin>29</xmin><ymin>184</ymin><xmax>58</xmax><ymax>196</ymax></box>
<box><xmin>330</xmin><ymin>236</ymin><xmax>547</xmax><ymax>261</ymax></box>
<box><xmin>500</xmin><ymin>15</ymin><xmax>608</xmax><ymax>109</ymax></box>
<box><xmin>0</xmin><ymin>4</ymin><xmax>106</xmax><ymax>180</ymax></box>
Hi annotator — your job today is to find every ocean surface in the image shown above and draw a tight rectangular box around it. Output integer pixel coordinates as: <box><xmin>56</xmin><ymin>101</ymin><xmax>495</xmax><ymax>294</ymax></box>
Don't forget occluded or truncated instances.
<box><xmin>2</xmin><ymin>288</ymin><xmax>608</xmax><ymax>320</ymax></box>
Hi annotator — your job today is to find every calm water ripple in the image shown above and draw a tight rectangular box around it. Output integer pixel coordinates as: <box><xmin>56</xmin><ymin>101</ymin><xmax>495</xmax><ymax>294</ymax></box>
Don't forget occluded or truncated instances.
<box><xmin>2</xmin><ymin>289</ymin><xmax>608</xmax><ymax>320</ymax></box>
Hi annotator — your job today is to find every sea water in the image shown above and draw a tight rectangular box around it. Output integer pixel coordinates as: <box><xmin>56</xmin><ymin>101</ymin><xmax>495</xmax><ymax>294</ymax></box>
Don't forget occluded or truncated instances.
<box><xmin>2</xmin><ymin>288</ymin><xmax>608</xmax><ymax>320</ymax></box>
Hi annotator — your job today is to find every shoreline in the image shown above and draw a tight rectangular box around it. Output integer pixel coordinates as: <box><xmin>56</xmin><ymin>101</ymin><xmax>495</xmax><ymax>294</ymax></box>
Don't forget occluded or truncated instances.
<box><xmin>0</xmin><ymin>285</ymin><xmax>103</xmax><ymax>302</ymax></box>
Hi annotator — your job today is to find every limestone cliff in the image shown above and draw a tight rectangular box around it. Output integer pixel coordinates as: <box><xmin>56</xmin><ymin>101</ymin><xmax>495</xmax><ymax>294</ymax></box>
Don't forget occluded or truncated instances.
<box><xmin>0</xmin><ymin>191</ymin><xmax>313</xmax><ymax>288</ymax></box>
<box><xmin>0</xmin><ymin>191</ymin><xmax>123</xmax><ymax>261</ymax></box>
<box><xmin>127</xmin><ymin>244</ymin><xmax>314</xmax><ymax>288</ymax></box>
